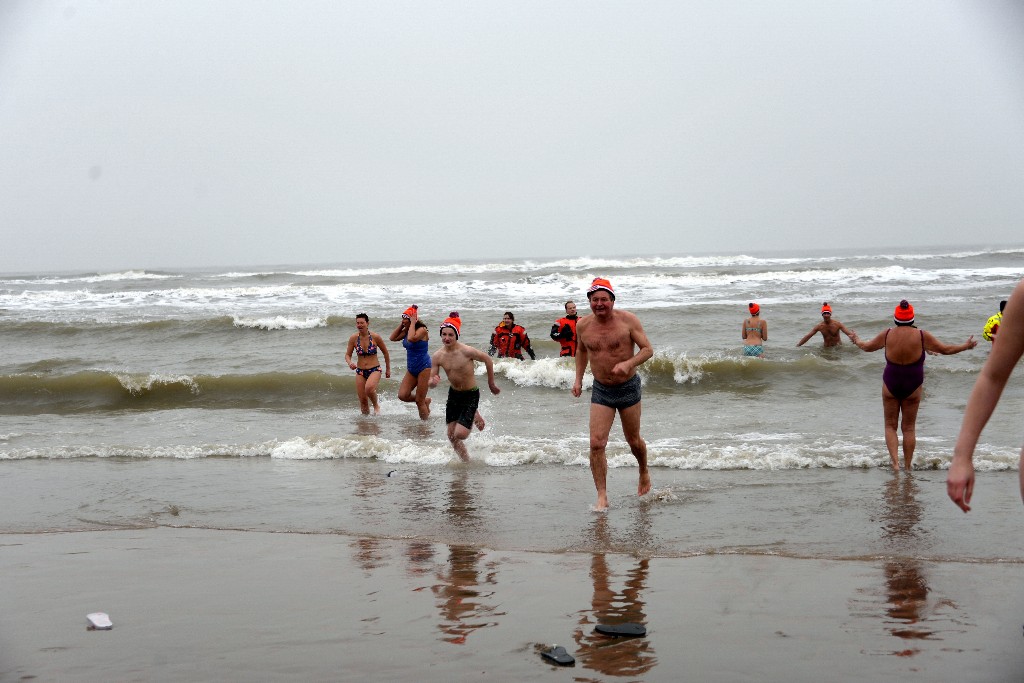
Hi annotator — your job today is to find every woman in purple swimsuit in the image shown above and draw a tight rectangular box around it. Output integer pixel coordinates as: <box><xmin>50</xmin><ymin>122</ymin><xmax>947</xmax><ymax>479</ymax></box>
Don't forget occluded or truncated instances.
<box><xmin>345</xmin><ymin>313</ymin><xmax>391</xmax><ymax>415</ymax></box>
<box><xmin>855</xmin><ymin>300</ymin><xmax>977</xmax><ymax>472</ymax></box>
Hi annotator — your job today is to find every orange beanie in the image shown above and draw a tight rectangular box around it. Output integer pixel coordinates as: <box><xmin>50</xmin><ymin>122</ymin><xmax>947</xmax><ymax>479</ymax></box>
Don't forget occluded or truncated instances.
<box><xmin>893</xmin><ymin>300</ymin><xmax>915</xmax><ymax>325</ymax></box>
<box><xmin>440</xmin><ymin>311</ymin><xmax>461</xmax><ymax>339</ymax></box>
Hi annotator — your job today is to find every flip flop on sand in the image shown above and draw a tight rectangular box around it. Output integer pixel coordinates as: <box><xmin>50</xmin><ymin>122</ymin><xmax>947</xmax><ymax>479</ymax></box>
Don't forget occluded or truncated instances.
<box><xmin>540</xmin><ymin>645</ymin><xmax>575</xmax><ymax>666</ymax></box>
<box><xmin>595</xmin><ymin>622</ymin><xmax>646</xmax><ymax>637</ymax></box>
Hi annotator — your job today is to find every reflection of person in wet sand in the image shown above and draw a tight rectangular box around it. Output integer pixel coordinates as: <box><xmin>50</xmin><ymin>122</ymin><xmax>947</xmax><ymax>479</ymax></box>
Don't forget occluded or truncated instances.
<box><xmin>880</xmin><ymin>476</ymin><xmax>933</xmax><ymax>649</ymax></box>
<box><xmin>573</xmin><ymin>517</ymin><xmax>655</xmax><ymax>677</ymax></box>
<box><xmin>572</xmin><ymin>278</ymin><xmax>654</xmax><ymax>511</ymax></box>
<box><xmin>431</xmin><ymin>471</ymin><xmax>502</xmax><ymax>645</ymax></box>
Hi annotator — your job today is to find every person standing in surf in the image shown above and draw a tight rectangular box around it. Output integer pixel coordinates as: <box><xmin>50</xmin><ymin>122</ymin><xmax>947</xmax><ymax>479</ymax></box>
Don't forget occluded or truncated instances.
<box><xmin>741</xmin><ymin>302</ymin><xmax>767</xmax><ymax>357</ymax></box>
<box><xmin>571</xmin><ymin>278</ymin><xmax>654</xmax><ymax>511</ymax></box>
<box><xmin>796</xmin><ymin>302</ymin><xmax>858</xmax><ymax>348</ymax></box>
<box><xmin>854</xmin><ymin>299</ymin><xmax>977</xmax><ymax>472</ymax></box>
<box><xmin>430</xmin><ymin>312</ymin><xmax>500</xmax><ymax>462</ymax></box>
<box><xmin>550</xmin><ymin>300</ymin><xmax>579</xmax><ymax>357</ymax></box>
<box><xmin>389</xmin><ymin>305</ymin><xmax>432</xmax><ymax>420</ymax></box>
<box><xmin>344</xmin><ymin>313</ymin><xmax>391</xmax><ymax>415</ymax></box>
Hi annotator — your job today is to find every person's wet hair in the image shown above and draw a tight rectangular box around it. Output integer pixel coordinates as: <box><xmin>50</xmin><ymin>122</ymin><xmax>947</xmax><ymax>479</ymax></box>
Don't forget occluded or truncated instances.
<box><xmin>356</xmin><ymin>313</ymin><xmax>369</xmax><ymax>323</ymax></box>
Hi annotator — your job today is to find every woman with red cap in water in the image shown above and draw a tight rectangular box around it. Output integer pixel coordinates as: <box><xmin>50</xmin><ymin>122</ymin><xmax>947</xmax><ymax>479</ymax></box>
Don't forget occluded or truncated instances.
<box><xmin>741</xmin><ymin>302</ymin><xmax>767</xmax><ymax>358</ymax></box>
<box><xmin>854</xmin><ymin>299</ymin><xmax>977</xmax><ymax>472</ymax></box>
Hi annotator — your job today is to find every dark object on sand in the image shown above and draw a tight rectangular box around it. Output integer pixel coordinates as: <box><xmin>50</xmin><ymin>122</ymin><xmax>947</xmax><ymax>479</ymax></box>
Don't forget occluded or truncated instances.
<box><xmin>595</xmin><ymin>622</ymin><xmax>646</xmax><ymax>637</ymax></box>
<box><xmin>540</xmin><ymin>645</ymin><xmax>575</xmax><ymax>666</ymax></box>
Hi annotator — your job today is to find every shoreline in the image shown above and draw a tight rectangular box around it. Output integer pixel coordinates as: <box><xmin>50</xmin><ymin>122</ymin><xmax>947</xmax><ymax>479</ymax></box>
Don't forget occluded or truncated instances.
<box><xmin>2</xmin><ymin>527</ymin><xmax>1023</xmax><ymax>682</ymax></box>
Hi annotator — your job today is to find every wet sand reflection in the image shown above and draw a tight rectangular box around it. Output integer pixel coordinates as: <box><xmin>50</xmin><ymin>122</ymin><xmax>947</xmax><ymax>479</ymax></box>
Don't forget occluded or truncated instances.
<box><xmin>879</xmin><ymin>475</ymin><xmax>935</xmax><ymax>653</ymax></box>
<box><xmin>432</xmin><ymin>470</ymin><xmax>503</xmax><ymax>645</ymax></box>
<box><xmin>573</xmin><ymin>515</ymin><xmax>657</xmax><ymax>677</ymax></box>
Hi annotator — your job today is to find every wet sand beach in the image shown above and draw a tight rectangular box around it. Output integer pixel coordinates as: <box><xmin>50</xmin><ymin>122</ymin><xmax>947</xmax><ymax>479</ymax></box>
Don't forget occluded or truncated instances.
<box><xmin>2</xmin><ymin>459</ymin><xmax>1024</xmax><ymax>682</ymax></box>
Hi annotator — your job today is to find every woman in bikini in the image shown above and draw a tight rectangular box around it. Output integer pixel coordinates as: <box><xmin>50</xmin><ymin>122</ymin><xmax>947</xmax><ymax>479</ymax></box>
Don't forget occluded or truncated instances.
<box><xmin>741</xmin><ymin>302</ymin><xmax>767</xmax><ymax>358</ymax></box>
<box><xmin>854</xmin><ymin>299</ymin><xmax>977</xmax><ymax>471</ymax></box>
<box><xmin>345</xmin><ymin>313</ymin><xmax>391</xmax><ymax>415</ymax></box>
<box><xmin>389</xmin><ymin>305</ymin><xmax>432</xmax><ymax>419</ymax></box>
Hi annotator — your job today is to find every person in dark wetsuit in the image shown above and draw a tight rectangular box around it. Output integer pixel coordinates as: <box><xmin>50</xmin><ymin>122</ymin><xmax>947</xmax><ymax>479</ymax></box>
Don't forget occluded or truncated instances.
<box><xmin>854</xmin><ymin>299</ymin><xmax>977</xmax><ymax>472</ymax></box>
<box><xmin>345</xmin><ymin>313</ymin><xmax>391</xmax><ymax>415</ymax></box>
<box><xmin>389</xmin><ymin>305</ymin><xmax>432</xmax><ymax>419</ymax></box>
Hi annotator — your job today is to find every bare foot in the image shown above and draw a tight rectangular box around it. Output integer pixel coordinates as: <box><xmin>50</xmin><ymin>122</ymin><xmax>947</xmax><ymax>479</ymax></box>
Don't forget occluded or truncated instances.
<box><xmin>593</xmin><ymin>492</ymin><xmax>610</xmax><ymax>511</ymax></box>
<box><xmin>637</xmin><ymin>470</ymin><xmax>652</xmax><ymax>497</ymax></box>
<box><xmin>473</xmin><ymin>412</ymin><xmax>485</xmax><ymax>431</ymax></box>
<box><xmin>418</xmin><ymin>397</ymin><xmax>432</xmax><ymax>420</ymax></box>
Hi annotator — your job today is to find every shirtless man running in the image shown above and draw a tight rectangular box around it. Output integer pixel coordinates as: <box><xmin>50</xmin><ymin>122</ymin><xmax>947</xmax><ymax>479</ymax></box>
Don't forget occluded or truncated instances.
<box><xmin>430</xmin><ymin>312</ymin><xmax>500</xmax><ymax>462</ymax></box>
<box><xmin>571</xmin><ymin>278</ymin><xmax>654</xmax><ymax>511</ymax></box>
<box><xmin>796</xmin><ymin>302</ymin><xmax>858</xmax><ymax>348</ymax></box>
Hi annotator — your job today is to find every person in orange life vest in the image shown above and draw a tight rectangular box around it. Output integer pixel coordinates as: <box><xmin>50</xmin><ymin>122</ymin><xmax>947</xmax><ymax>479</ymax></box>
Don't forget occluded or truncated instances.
<box><xmin>488</xmin><ymin>312</ymin><xmax>535</xmax><ymax>359</ymax></box>
<box><xmin>550</xmin><ymin>300</ymin><xmax>579</xmax><ymax>357</ymax></box>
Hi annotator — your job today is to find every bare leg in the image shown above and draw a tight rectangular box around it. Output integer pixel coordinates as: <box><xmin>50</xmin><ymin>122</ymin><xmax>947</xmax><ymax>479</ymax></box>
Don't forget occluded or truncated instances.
<box><xmin>364</xmin><ymin>371</ymin><xmax>382</xmax><ymax>415</ymax></box>
<box><xmin>619</xmin><ymin>402</ymin><xmax>651</xmax><ymax>496</ymax></box>
<box><xmin>882</xmin><ymin>388</ymin><xmax>901</xmax><ymax>471</ymax></box>
<box><xmin>397</xmin><ymin>372</ymin><xmax>417</xmax><ymax>403</ymax></box>
<box><xmin>414</xmin><ymin>369</ymin><xmax>432</xmax><ymax>420</ymax></box>
<box><xmin>447</xmin><ymin>422</ymin><xmax>472</xmax><ymax>462</ymax></box>
<box><xmin>899</xmin><ymin>388</ymin><xmax>923</xmax><ymax>471</ymax></box>
<box><xmin>355</xmin><ymin>373</ymin><xmax>370</xmax><ymax>415</ymax></box>
<box><xmin>588</xmin><ymin>403</ymin><xmax>617</xmax><ymax>511</ymax></box>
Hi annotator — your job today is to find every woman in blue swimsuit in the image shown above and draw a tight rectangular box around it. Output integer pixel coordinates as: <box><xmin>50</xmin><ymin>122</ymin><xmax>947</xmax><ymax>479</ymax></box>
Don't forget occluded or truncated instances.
<box><xmin>855</xmin><ymin>300</ymin><xmax>977</xmax><ymax>471</ymax></box>
<box><xmin>389</xmin><ymin>305</ymin><xmax>432</xmax><ymax>419</ymax></box>
<box><xmin>345</xmin><ymin>313</ymin><xmax>391</xmax><ymax>415</ymax></box>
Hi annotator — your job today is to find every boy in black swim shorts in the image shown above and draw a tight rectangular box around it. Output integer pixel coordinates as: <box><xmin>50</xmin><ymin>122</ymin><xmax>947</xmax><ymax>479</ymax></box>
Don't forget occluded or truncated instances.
<box><xmin>430</xmin><ymin>312</ymin><xmax>501</xmax><ymax>462</ymax></box>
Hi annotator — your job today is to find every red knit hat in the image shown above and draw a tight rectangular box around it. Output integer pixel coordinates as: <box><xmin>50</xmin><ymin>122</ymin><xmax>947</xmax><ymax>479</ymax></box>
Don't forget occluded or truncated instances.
<box><xmin>440</xmin><ymin>311</ymin><xmax>461</xmax><ymax>339</ymax></box>
<box><xmin>748</xmin><ymin>302</ymin><xmax>760</xmax><ymax>315</ymax></box>
<box><xmin>821</xmin><ymin>303</ymin><xmax>832</xmax><ymax>315</ymax></box>
<box><xmin>401</xmin><ymin>305</ymin><xmax>418</xmax><ymax>319</ymax></box>
<box><xmin>893</xmin><ymin>300</ymin><xmax>915</xmax><ymax>325</ymax></box>
<box><xmin>587</xmin><ymin>278</ymin><xmax>615</xmax><ymax>300</ymax></box>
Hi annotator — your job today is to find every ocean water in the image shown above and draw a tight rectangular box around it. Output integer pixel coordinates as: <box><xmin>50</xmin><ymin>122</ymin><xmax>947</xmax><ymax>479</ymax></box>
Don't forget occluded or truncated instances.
<box><xmin>4</xmin><ymin>245</ymin><xmax>1024</xmax><ymax>680</ymax></box>
<box><xmin>2</xmin><ymin>245</ymin><xmax>1021</xmax><ymax>470</ymax></box>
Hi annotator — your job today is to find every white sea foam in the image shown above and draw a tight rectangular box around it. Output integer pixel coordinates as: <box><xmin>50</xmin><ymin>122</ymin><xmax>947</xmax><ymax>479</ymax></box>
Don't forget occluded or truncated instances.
<box><xmin>114</xmin><ymin>373</ymin><xmax>200</xmax><ymax>395</ymax></box>
<box><xmin>232</xmin><ymin>316</ymin><xmax>328</xmax><ymax>330</ymax></box>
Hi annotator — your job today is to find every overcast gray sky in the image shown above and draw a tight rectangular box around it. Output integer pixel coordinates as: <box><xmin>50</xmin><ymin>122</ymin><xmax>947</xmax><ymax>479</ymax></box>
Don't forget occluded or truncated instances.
<box><xmin>1</xmin><ymin>1</ymin><xmax>1023</xmax><ymax>273</ymax></box>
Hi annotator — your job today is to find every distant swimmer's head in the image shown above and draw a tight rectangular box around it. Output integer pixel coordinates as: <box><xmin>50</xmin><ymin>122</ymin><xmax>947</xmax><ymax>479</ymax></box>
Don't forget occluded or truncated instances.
<box><xmin>894</xmin><ymin>300</ymin><xmax>915</xmax><ymax>326</ymax></box>
<box><xmin>821</xmin><ymin>303</ymin><xmax>832</xmax><ymax>318</ymax></box>
<box><xmin>587</xmin><ymin>278</ymin><xmax>615</xmax><ymax>301</ymax></box>
<box><xmin>748</xmin><ymin>302</ymin><xmax>760</xmax><ymax>316</ymax></box>
<box><xmin>440</xmin><ymin>311</ymin><xmax>461</xmax><ymax>342</ymax></box>
<box><xmin>402</xmin><ymin>305</ymin><xmax>418</xmax><ymax>320</ymax></box>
